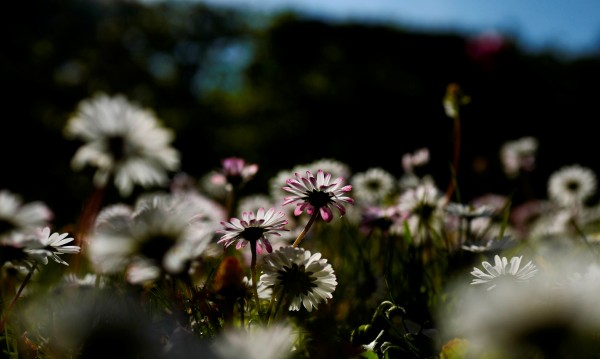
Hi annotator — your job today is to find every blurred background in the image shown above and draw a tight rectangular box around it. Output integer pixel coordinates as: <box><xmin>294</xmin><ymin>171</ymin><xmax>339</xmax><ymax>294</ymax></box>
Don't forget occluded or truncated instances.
<box><xmin>2</xmin><ymin>0</ymin><xmax>600</xmax><ymax>229</ymax></box>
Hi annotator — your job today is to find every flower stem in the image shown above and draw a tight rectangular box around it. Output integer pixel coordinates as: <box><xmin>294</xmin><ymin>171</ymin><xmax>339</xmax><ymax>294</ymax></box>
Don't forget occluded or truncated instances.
<box><xmin>292</xmin><ymin>211</ymin><xmax>319</xmax><ymax>248</ymax></box>
<box><xmin>71</xmin><ymin>185</ymin><xmax>106</xmax><ymax>272</ymax></box>
<box><xmin>444</xmin><ymin>116</ymin><xmax>461</xmax><ymax>202</ymax></box>
<box><xmin>0</xmin><ymin>262</ymin><xmax>37</xmax><ymax>332</ymax></box>
<box><xmin>250</xmin><ymin>240</ymin><xmax>261</xmax><ymax>318</ymax></box>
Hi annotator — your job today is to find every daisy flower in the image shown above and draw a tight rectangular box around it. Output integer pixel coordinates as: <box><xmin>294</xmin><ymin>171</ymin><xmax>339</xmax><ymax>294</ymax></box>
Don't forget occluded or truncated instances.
<box><xmin>499</xmin><ymin>136</ymin><xmax>538</xmax><ymax>179</ymax></box>
<box><xmin>24</xmin><ymin>227</ymin><xmax>80</xmax><ymax>266</ymax></box>
<box><xmin>260</xmin><ymin>246</ymin><xmax>337</xmax><ymax>312</ymax></box>
<box><xmin>470</xmin><ymin>254</ymin><xmax>538</xmax><ymax>290</ymax></box>
<box><xmin>547</xmin><ymin>164</ymin><xmax>597</xmax><ymax>208</ymax></box>
<box><xmin>63</xmin><ymin>93</ymin><xmax>181</xmax><ymax>197</ymax></box>
<box><xmin>216</xmin><ymin>208</ymin><xmax>289</xmax><ymax>254</ymax></box>
<box><xmin>395</xmin><ymin>178</ymin><xmax>446</xmax><ymax>245</ymax></box>
<box><xmin>87</xmin><ymin>193</ymin><xmax>215</xmax><ymax>279</ymax></box>
<box><xmin>350</xmin><ymin>167</ymin><xmax>397</xmax><ymax>205</ymax></box>
<box><xmin>441</xmin><ymin>258</ymin><xmax>600</xmax><ymax>358</ymax></box>
<box><xmin>282</xmin><ymin>169</ymin><xmax>354</xmax><ymax>223</ymax></box>
<box><xmin>210</xmin><ymin>157</ymin><xmax>259</xmax><ymax>190</ymax></box>
<box><xmin>0</xmin><ymin>190</ymin><xmax>53</xmax><ymax>238</ymax></box>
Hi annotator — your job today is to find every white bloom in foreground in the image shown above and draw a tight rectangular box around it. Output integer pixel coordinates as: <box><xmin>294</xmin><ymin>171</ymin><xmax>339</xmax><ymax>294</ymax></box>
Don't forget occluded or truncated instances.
<box><xmin>87</xmin><ymin>193</ymin><xmax>215</xmax><ymax>279</ymax></box>
<box><xmin>440</xmin><ymin>260</ymin><xmax>600</xmax><ymax>358</ymax></box>
<box><xmin>547</xmin><ymin>164</ymin><xmax>597</xmax><ymax>208</ymax></box>
<box><xmin>260</xmin><ymin>246</ymin><xmax>337</xmax><ymax>312</ymax></box>
<box><xmin>470</xmin><ymin>255</ymin><xmax>538</xmax><ymax>290</ymax></box>
<box><xmin>64</xmin><ymin>93</ymin><xmax>180</xmax><ymax>197</ymax></box>
<box><xmin>212</xmin><ymin>323</ymin><xmax>297</xmax><ymax>359</ymax></box>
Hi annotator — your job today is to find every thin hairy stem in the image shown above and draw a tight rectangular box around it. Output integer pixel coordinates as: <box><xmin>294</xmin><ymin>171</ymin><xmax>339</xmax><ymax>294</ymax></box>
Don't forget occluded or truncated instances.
<box><xmin>292</xmin><ymin>211</ymin><xmax>319</xmax><ymax>248</ymax></box>
<box><xmin>250</xmin><ymin>240</ymin><xmax>262</xmax><ymax>318</ymax></box>
<box><xmin>0</xmin><ymin>262</ymin><xmax>37</xmax><ymax>332</ymax></box>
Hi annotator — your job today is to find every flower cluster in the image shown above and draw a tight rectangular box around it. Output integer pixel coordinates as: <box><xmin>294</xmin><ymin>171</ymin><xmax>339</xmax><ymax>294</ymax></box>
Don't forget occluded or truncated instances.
<box><xmin>4</xmin><ymin>91</ymin><xmax>600</xmax><ymax>359</ymax></box>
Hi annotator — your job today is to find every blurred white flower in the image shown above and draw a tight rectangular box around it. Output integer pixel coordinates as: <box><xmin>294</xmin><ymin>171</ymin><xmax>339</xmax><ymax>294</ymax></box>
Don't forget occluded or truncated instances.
<box><xmin>212</xmin><ymin>323</ymin><xmax>297</xmax><ymax>359</ymax></box>
<box><xmin>548</xmin><ymin>164</ymin><xmax>597</xmax><ymax>208</ymax></box>
<box><xmin>470</xmin><ymin>254</ymin><xmax>538</xmax><ymax>290</ymax></box>
<box><xmin>64</xmin><ymin>93</ymin><xmax>180</xmax><ymax>197</ymax></box>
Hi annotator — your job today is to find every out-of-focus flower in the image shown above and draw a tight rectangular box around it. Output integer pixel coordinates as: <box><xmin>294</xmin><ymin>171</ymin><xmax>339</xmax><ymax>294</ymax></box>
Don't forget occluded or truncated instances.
<box><xmin>260</xmin><ymin>246</ymin><xmax>337</xmax><ymax>312</ymax></box>
<box><xmin>499</xmin><ymin>136</ymin><xmax>538</xmax><ymax>179</ymax></box>
<box><xmin>359</xmin><ymin>205</ymin><xmax>402</xmax><ymax>235</ymax></box>
<box><xmin>470</xmin><ymin>254</ymin><xmax>538</xmax><ymax>291</ymax></box>
<box><xmin>21</xmin><ymin>287</ymin><xmax>164</xmax><ymax>359</ymax></box>
<box><xmin>445</xmin><ymin>202</ymin><xmax>495</xmax><ymax>220</ymax></box>
<box><xmin>297</xmin><ymin>158</ymin><xmax>352</xmax><ymax>181</ymax></box>
<box><xmin>351</xmin><ymin>167</ymin><xmax>396</xmax><ymax>205</ymax></box>
<box><xmin>87</xmin><ymin>193</ymin><xmax>215</xmax><ymax>281</ymax></box>
<box><xmin>402</xmin><ymin>148</ymin><xmax>430</xmax><ymax>174</ymax></box>
<box><xmin>212</xmin><ymin>323</ymin><xmax>297</xmax><ymax>359</ymax></box>
<box><xmin>547</xmin><ymin>164</ymin><xmax>597</xmax><ymax>208</ymax></box>
<box><xmin>210</xmin><ymin>157</ymin><xmax>259</xmax><ymax>190</ymax></box>
<box><xmin>282</xmin><ymin>169</ymin><xmax>354</xmax><ymax>223</ymax></box>
<box><xmin>217</xmin><ymin>208</ymin><xmax>289</xmax><ymax>254</ymax></box>
<box><xmin>395</xmin><ymin>179</ymin><xmax>446</xmax><ymax>244</ymax></box>
<box><xmin>441</xmin><ymin>258</ymin><xmax>600</xmax><ymax>358</ymax></box>
<box><xmin>0</xmin><ymin>190</ymin><xmax>53</xmax><ymax>238</ymax></box>
<box><xmin>466</xmin><ymin>30</ymin><xmax>505</xmax><ymax>62</ymax></box>
<box><xmin>63</xmin><ymin>93</ymin><xmax>180</xmax><ymax>197</ymax></box>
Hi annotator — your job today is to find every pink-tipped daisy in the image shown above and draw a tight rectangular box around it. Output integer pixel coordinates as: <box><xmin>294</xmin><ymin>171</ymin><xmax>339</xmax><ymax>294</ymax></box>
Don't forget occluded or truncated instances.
<box><xmin>282</xmin><ymin>169</ymin><xmax>354</xmax><ymax>223</ymax></box>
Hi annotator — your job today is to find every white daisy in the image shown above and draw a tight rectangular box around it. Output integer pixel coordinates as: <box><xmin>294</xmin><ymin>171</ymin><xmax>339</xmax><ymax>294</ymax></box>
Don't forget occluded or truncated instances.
<box><xmin>350</xmin><ymin>167</ymin><xmax>397</xmax><ymax>205</ymax></box>
<box><xmin>216</xmin><ymin>207</ymin><xmax>289</xmax><ymax>254</ymax></box>
<box><xmin>282</xmin><ymin>169</ymin><xmax>354</xmax><ymax>223</ymax></box>
<box><xmin>441</xmin><ymin>258</ymin><xmax>600</xmax><ymax>358</ymax></box>
<box><xmin>394</xmin><ymin>178</ymin><xmax>446</xmax><ymax>244</ymax></box>
<box><xmin>24</xmin><ymin>227</ymin><xmax>80</xmax><ymax>266</ymax></box>
<box><xmin>0</xmin><ymin>190</ymin><xmax>52</xmax><ymax>238</ymax></box>
<box><xmin>470</xmin><ymin>254</ymin><xmax>538</xmax><ymax>290</ymax></box>
<box><xmin>64</xmin><ymin>93</ymin><xmax>181</xmax><ymax>197</ymax></box>
<box><xmin>260</xmin><ymin>246</ymin><xmax>337</xmax><ymax>312</ymax></box>
<box><xmin>547</xmin><ymin>164</ymin><xmax>597</xmax><ymax>208</ymax></box>
<box><xmin>87</xmin><ymin>193</ymin><xmax>214</xmax><ymax>279</ymax></box>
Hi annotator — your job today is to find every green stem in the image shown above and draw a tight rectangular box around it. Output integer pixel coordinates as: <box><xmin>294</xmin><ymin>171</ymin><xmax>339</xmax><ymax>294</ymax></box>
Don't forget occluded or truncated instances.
<box><xmin>445</xmin><ymin>116</ymin><xmax>461</xmax><ymax>203</ymax></box>
<box><xmin>0</xmin><ymin>262</ymin><xmax>37</xmax><ymax>332</ymax></box>
<box><xmin>292</xmin><ymin>211</ymin><xmax>319</xmax><ymax>248</ymax></box>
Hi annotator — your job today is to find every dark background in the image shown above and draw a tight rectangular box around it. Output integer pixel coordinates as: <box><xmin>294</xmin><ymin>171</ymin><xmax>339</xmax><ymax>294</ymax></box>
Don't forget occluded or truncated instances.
<box><xmin>2</xmin><ymin>0</ymin><xmax>600</xmax><ymax>229</ymax></box>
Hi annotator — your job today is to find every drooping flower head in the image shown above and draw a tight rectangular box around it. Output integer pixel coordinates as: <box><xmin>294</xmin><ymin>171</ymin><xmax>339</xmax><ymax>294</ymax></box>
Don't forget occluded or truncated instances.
<box><xmin>260</xmin><ymin>246</ymin><xmax>337</xmax><ymax>312</ymax></box>
<box><xmin>282</xmin><ymin>169</ymin><xmax>354</xmax><ymax>223</ymax></box>
<box><xmin>470</xmin><ymin>254</ymin><xmax>538</xmax><ymax>291</ymax></box>
<box><xmin>217</xmin><ymin>208</ymin><xmax>289</xmax><ymax>254</ymax></box>
<box><xmin>63</xmin><ymin>93</ymin><xmax>181</xmax><ymax>197</ymax></box>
